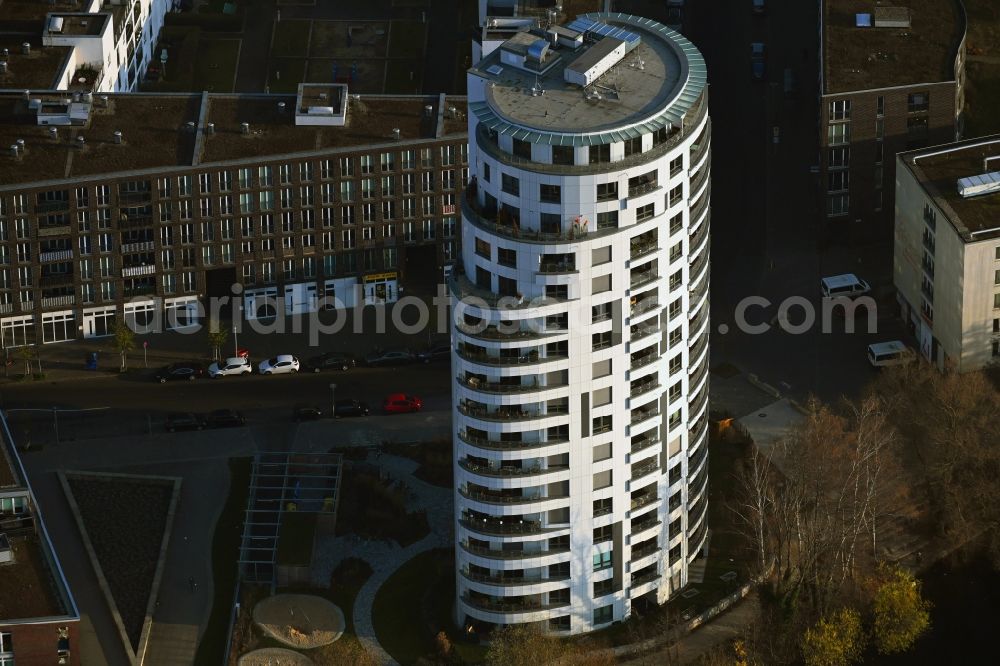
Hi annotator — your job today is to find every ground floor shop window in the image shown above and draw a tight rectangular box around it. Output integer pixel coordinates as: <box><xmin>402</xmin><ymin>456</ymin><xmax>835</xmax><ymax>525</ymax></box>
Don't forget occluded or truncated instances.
<box><xmin>42</xmin><ymin>310</ymin><xmax>77</xmax><ymax>343</ymax></box>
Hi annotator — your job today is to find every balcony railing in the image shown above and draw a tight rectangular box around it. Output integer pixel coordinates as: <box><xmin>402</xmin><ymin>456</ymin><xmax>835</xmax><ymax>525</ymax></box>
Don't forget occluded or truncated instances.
<box><xmin>630</xmin><ymin>543</ymin><xmax>660</xmax><ymax>562</ymax></box>
<box><xmin>36</xmin><ymin>225</ymin><xmax>71</xmax><ymax>238</ymax></box>
<box><xmin>631</xmin><ymin>571</ymin><xmax>662</xmax><ymax>588</ymax></box>
<box><xmin>121</xmin><ymin>240</ymin><xmax>154</xmax><ymax>254</ymax></box>
<box><xmin>460</xmin><ymin>517</ymin><xmax>545</xmax><ymax>535</ymax></box>
<box><xmin>461</xmin><ymin>568</ymin><xmax>570</xmax><ymax>586</ymax></box>
<box><xmin>689</xmin><ymin>390</ymin><xmax>709</xmax><ymax>420</ymax></box>
<box><xmin>631</xmin><ymin>518</ymin><xmax>661</xmax><ymax>537</ymax></box>
<box><xmin>122</xmin><ymin>265</ymin><xmax>156</xmax><ymax>277</ymax></box>
<box><xmin>630</xmin><ymin>323</ymin><xmax>660</xmax><ymax>342</ymax></box>
<box><xmin>456</xmin><ymin>322</ymin><xmax>562</xmax><ymax>340</ymax></box>
<box><xmin>118</xmin><ymin>214</ymin><xmax>153</xmax><ymax>229</ymax></box>
<box><xmin>538</xmin><ymin>261</ymin><xmax>577</xmax><ymax>274</ymax></box>
<box><xmin>689</xmin><ymin>333</ymin><xmax>709</xmax><ymax>365</ymax></box>
<box><xmin>39</xmin><ymin>249</ymin><xmax>72</xmax><ymax>262</ymax></box>
<box><xmin>921</xmin><ymin>256</ymin><xmax>935</xmax><ymax>279</ymax></box>
<box><xmin>631</xmin><ymin>299</ymin><xmax>661</xmax><ymax>318</ymax></box>
<box><xmin>462</xmin><ymin>193</ymin><xmax>615</xmax><ymax>245</ymax></box>
<box><xmin>689</xmin><ymin>122</ymin><xmax>711</xmax><ymax>165</ymax></box>
<box><xmin>461</xmin><ymin>594</ymin><xmax>569</xmax><ymax>613</ymax></box>
<box><xmin>459</xmin><ymin>459</ymin><xmax>569</xmax><ymax>478</ymax></box>
<box><xmin>457</xmin><ymin>348</ymin><xmax>567</xmax><ymax>366</ymax></box>
<box><xmin>689</xmin><ymin>444</ymin><xmax>708</xmax><ymax>478</ymax></box>
<box><xmin>119</xmin><ymin>190</ymin><xmax>151</xmax><ymax>204</ymax></box>
<box><xmin>630</xmin><ymin>240</ymin><xmax>659</xmax><ymax>261</ymax></box>
<box><xmin>457</xmin><ymin>430</ymin><xmax>569</xmax><ymax>451</ymax></box>
<box><xmin>458</xmin><ymin>402</ymin><xmax>569</xmax><ymax>422</ymax></box>
<box><xmin>690</xmin><ymin>270</ymin><xmax>709</xmax><ymax>305</ymax></box>
<box><xmin>630</xmin><ymin>381</ymin><xmax>660</xmax><ymax>398</ymax></box>
<box><xmin>628</xmin><ymin>180</ymin><xmax>661</xmax><ymax>198</ymax></box>
<box><xmin>451</xmin><ymin>274</ymin><xmax>566</xmax><ymax>310</ymax></box>
<box><xmin>689</xmin><ymin>186</ymin><xmax>710</xmax><ymax>224</ymax></box>
<box><xmin>630</xmin><ymin>408</ymin><xmax>660</xmax><ymax>426</ymax></box>
<box><xmin>630</xmin><ymin>271</ymin><xmax>659</xmax><ymax>289</ymax></box>
<box><xmin>630</xmin><ymin>353</ymin><xmax>658</xmax><ymax>371</ymax></box>
<box><xmin>689</xmin><ymin>216</ymin><xmax>709</xmax><ymax>253</ymax></box>
<box><xmin>631</xmin><ymin>459</ymin><xmax>660</xmax><ymax>481</ymax></box>
<box><xmin>461</xmin><ymin>540</ymin><xmax>571</xmax><ymax>560</ymax></box>
<box><xmin>631</xmin><ymin>493</ymin><xmax>659</xmax><ymax>511</ymax></box>
<box><xmin>631</xmin><ymin>435</ymin><xmax>660</xmax><ymax>455</ymax></box>
<box><xmin>35</xmin><ymin>199</ymin><xmax>70</xmax><ymax>213</ymax></box>
<box><xmin>689</xmin><ymin>161</ymin><xmax>710</xmax><ymax>197</ymax></box>
<box><xmin>41</xmin><ymin>295</ymin><xmax>75</xmax><ymax>308</ymax></box>
<box><xmin>458</xmin><ymin>375</ymin><xmax>566</xmax><ymax>394</ymax></box>
<box><xmin>123</xmin><ymin>285</ymin><xmax>156</xmax><ymax>297</ymax></box>
<box><xmin>459</xmin><ymin>485</ymin><xmax>569</xmax><ymax>505</ymax></box>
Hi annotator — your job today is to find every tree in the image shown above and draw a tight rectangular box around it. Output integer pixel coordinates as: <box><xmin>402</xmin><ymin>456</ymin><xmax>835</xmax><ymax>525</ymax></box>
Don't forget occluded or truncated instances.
<box><xmin>485</xmin><ymin>625</ymin><xmax>563</xmax><ymax>666</ymax></box>
<box><xmin>207</xmin><ymin>323</ymin><xmax>229</xmax><ymax>362</ymax></box>
<box><xmin>113</xmin><ymin>322</ymin><xmax>135</xmax><ymax>372</ymax></box>
<box><xmin>800</xmin><ymin>608</ymin><xmax>865</xmax><ymax>666</ymax></box>
<box><xmin>16</xmin><ymin>345</ymin><xmax>36</xmax><ymax>377</ymax></box>
<box><xmin>872</xmin><ymin>565</ymin><xmax>931</xmax><ymax>654</ymax></box>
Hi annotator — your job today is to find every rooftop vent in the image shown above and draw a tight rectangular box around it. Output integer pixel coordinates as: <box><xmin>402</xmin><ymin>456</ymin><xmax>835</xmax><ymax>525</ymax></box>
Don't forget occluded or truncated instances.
<box><xmin>392</xmin><ymin>128</ymin><xmax>400</xmax><ymax>140</ymax></box>
<box><xmin>21</xmin><ymin>42</ymin><xmax>30</xmax><ymax>56</ymax></box>
<box><xmin>100</xmin><ymin>94</ymin><xmax>109</xmax><ymax>107</ymax></box>
<box><xmin>206</xmin><ymin>122</ymin><xmax>215</xmax><ymax>135</ymax></box>
<box><xmin>277</xmin><ymin>101</ymin><xmax>286</xmax><ymax>113</ymax></box>
<box><xmin>0</xmin><ymin>63</ymin><xmax>7</xmax><ymax>75</ymax></box>
<box><xmin>113</xmin><ymin>130</ymin><xmax>122</xmax><ymax>144</ymax></box>
<box><xmin>957</xmin><ymin>171</ymin><xmax>1000</xmax><ymax>199</ymax></box>
<box><xmin>241</xmin><ymin>122</ymin><xmax>250</xmax><ymax>135</ymax></box>
<box><xmin>424</xmin><ymin>104</ymin><xmax>434</xmax><ymax>117</ymax></box>
<box><xmin>75</xmin><ymin>135</ymin><xmax>85</xmax><ymax>149</ymax></box>
<box><xmin>185</xmin><ymin>121</ymin><xmax>195</xmax><ymax>132</ymax></box>
<box><xmin>16</xmin><ymin>138</ymin><xmax>25</xmax><ymax>152</ymax></box>
<box><xmin>9</xmin><ymin>144</ymin><xmax>20</xmax><ymax>158</ymax></box>
<box><xmin>48</xmin><ymin>126</ymin><xmax>58</xmax><ymax>139</ymax></box>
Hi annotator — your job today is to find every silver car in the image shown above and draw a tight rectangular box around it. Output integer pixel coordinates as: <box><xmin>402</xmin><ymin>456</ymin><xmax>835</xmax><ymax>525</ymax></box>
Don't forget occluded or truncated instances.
<box><xmin>208</xmin><ymin>356</ymin><xmax>252</xmax><ymax>378</ymax></box>
<box><xmin>258</xmin><ymin>354</ymin><xmax>300</xmax><ymax>375</ymax></box>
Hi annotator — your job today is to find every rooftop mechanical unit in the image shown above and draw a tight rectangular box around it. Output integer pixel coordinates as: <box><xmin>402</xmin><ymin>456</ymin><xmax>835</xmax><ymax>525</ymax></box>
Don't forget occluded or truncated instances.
<box><xmin>957</xmin><ymin>171</ymin><xmax>1000</xmax><ymax>199</ymax></box>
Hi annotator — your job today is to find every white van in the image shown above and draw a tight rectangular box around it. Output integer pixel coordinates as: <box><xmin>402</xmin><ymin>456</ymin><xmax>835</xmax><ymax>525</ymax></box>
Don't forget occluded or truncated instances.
<box><xmin>821</xmin><ymin>273</ymin><xmax>871</xmax><ymax>298</ymax></box>
<box><xmin>867</xmin><ymin>341</ymin><xmax>914</xmax><ymax>368</ymax></box>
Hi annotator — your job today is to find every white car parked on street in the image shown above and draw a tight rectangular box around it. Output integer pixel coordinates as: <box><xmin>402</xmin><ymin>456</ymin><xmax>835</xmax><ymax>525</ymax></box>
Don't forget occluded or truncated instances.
<box><xmin>259</xmin><ymin>354</ymin><xmax>300</xmax><ymax>375</ymax></box>
<box><xmin>208</xmin><ymin>357</ymin><xmax>253</xmax><ymax>378</ymax></box>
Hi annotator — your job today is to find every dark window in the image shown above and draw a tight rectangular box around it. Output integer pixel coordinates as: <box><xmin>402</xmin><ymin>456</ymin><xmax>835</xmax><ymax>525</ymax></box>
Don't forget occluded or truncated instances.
<box><xmin>540</xmin><ymin>184</ymin><xmax>561</xmax><ymax>203</ymax></box>
<box><xmin>907</xmin><ymin>116</ymin><xmax>928</xmax><ymax>146</ymax></box>
<box><xmin>908</xmin><ymin>92</ymin><xmax>929</xmax><ymax>113</ymax></box>
<box><xmin>475</xmin><ymin>266</ymin><xmax>491</xmax><ymax>290</ymax></box>
<box><xmin>498</xmin><ymin>275</ymin><xmax>517</xmax><ymax>296</ymax></box>
<box><xmin>594</xmin><ymin>525</ymin><xmax>613</xmax><ymax>543</ymax></box>
<box><xmin>624</xmin><ymin>136</ymin><xmax>643</xmax><ymax>157</ymax></box>
<box><xmin>596</xmin><ymin>182</ymin><xmax>618</xmax><ymax>201</ymax></box>
<box><xmin>669</xmin><ymin>155</ymin><xmax>683</xmax><ymax>177</ymax></box>
<box><xmin>475</xmin><ymin>238</ymin><xmax>491</xmax><ymax>259</ymax></box>
<box><xmin>594</xmin><ymin>604</ymin><xmax>614</xmax><ymax>624</ymax></box>
<box><xmin>552</xmin><ymin>145</ymin><xmax>574</xmax><ymax>165</ymax></box>
<box><xmin>597</xmin><ymin>211</ymin><xmax>618</xmax><ymax>229</ymax></box>
<box><xmin>549</xmin><ymin>615</ymin><xmax>570</xmax><ymax>631</ymax></box>
<box><xmin>652</xmin><ymin>125</ymin><xmax>670</xmax><ymax>146</ymax></box>
<box><xmin>501</xmin><ymin>173</ymin><xmax>519</xmax><ymax>196</ymax></box>
<box><xmin>594</xmin><ymin>579</ymin><xmax>614</xmax><ymax>596</ymax></box>
<box><xmin>828</xmin><ymin>146</ymin><xmax>850</xmax><ymax>169</ymax></box>
<box><xmin>512</xmin><ymin>138</ymin><xmax>531</xmax><ymax>159</ymax></box>
<box><xmin>498</xmin><ymin>247</ymin><xmax>516</xmax><ymax>267</ymax></box>
<box><xmin>593</xmin><ymin>497</ymin><xmax>613</xmax><ymax>516</ymax></box>
<box><xmin>589</xmin><ymin>143</ymin><xmax>611</xmax><ymax>164</ymax></box>
<box><xmin>540</xmin><ymin>213</ymin><xmax>561</xmax><ymax>234</ymax></box>
<box><xmin>636</xmin><ymin>203</ymin><xmax>655</xmax><ymax>222</ymax></box>
<box><xmin>482</xmin><ymin>162</ymin><xmax>491</xmax><ymax>182</ymax></box>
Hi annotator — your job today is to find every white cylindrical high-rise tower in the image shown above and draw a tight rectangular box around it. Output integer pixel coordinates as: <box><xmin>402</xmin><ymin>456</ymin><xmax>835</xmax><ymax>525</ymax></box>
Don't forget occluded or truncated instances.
<box><xmin>451</xmin><ymin>12</ymin><xmax>710</xmax><ymax>635</ymax></box>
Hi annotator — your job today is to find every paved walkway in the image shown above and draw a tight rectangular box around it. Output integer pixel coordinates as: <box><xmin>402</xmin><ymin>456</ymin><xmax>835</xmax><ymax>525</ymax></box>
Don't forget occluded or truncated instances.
<box><xmin>310</xmin><ymin>452</ymin><xmax>452</xmax><ymax>665</ymax></box>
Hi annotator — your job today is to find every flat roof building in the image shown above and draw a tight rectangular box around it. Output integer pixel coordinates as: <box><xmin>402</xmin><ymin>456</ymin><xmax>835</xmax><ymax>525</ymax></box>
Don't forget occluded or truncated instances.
<box><xmin>0</xmin><ymin>86</ymin><xmax>468</xmax><ymax>346</ymax></box>
<box><xmin>0</xmin><ymin>411</ymin><xmax>80</xmax><ymax>665</ymax></box>
<box><xmin>894</xmin><ymin>136</ymin><xmax>1000</xmax><ymax>371</ymax></box>
<box><xmin>820</xmin><ymin>0</ymin><xmax>966</xmax><ymax>239</ymax></box>
<box><xmin>454</xmin><ymin>11</ymin><xmax>710</xmax><ymax>634</ymax></box>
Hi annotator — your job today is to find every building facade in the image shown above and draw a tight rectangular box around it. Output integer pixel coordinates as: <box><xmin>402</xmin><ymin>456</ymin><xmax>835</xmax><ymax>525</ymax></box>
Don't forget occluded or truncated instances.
<box><xmin>452</xmin><ymin>12</ymin><xmax>710</xmax><ymax>634</ymax></box>
<box><xmin>0</xmin><ymin>412</ymin><xmax>80</xmax><ymax>666</ymax></box>
<box><xmin>0</xmin><ymin>86</ymin><xmax>467</xmax><ymax>347</ymax></box>
<box><xmin>894</xmin><ymin>136</ymin><xmax>1000</xmax><ymax>371</ymax></box>
<box><xmin>820</xmin><ymin>0</ymin><xmax>965</xmax><ymax>238</ymax></box>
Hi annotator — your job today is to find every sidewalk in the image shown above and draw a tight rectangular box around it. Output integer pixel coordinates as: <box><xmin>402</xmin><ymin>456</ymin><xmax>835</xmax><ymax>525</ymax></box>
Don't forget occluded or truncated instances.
<box><xmin>2</xmin><ymin>299</ymin><xmax>449</xmax><ymax>385</ymax></box>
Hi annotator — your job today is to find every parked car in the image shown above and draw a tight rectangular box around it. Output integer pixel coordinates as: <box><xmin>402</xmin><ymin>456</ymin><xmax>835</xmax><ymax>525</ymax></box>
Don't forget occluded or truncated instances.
<box><xmin>208</xmin><ymin>356</ymin><xmax>252</xmax><ymax>378</ymax></box>
<box><xmin>334</xmin><ymin>399</ymin><xmax>370</xmax><ymax>418</ymax></box>
<box><xmin>867</xmin><ymin>341</ymin><xmax>915</xmax><ymax>368</ymax></box>
<box><xmin>155</xmin><ymin>362</ymin><xmax>205</xmax><ymax>383</ymax></box>
<box><xmin>205</xmin><ymin>409</ymin><xmax>246</xmax><ymax>428</ymax></box>
<box><xmin>305</xmin><ymin>352</ymin><xmax>357</xmax><ymax>373</ymax></box>
<box><xmin>165</xmin><ymin>412</ymin><xmax>205</xmax><ymax>432</ymax></box>
<box><xmin>383</xmin><ymin>393</ymin><xmax>423</xmax><ymax>414</ymax></box>
<box><xmin>365</xmin><ymin>349</ymin><xmax>415</xmax><ymax>367</ymax></box>
<box><xmin>258</xmin><ymin>355</ymin><xmax>300</xmax><ymax>375</ymax></box>
<box><xmin>417</xmin><ymin>344</ymin><xmax>451</xmax><ymax>363</ymax></box>
<box><xmin>293</xmin><ymin>404</ymin><xmax>324</xmax><ymax>421</ymax></box>
<box><xmin>751</xmin><ymin>42</ymin><xmax>766</xmax><ymax>80</ymax></box>
<box><xmin>820</xmin><ymin>273</ymin><xmax>871</xmax><ymax>298</ymax></box>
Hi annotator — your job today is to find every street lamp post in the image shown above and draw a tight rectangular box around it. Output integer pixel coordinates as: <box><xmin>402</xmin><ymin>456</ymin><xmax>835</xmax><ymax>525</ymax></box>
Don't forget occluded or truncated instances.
<box><xmin>233</xmin><ymin>324</ymin><xmax>238</xmax><ymax>359</ymax></box>
<box><xmin>330</xmin><ymin>383</ymin><xmax>337</xmax><ymax>418</ymax></box>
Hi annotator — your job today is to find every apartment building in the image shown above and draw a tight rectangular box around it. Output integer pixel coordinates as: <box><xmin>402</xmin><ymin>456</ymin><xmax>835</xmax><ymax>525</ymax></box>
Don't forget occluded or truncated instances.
<box><xmin>0</xmin><ymin>85</ymin><xmax>467</xmax><ymax>346</ymax></box>
<box><xmin>0</xmin><ymin>412</ymin><xmax>80</xmax><ymax>666</ymax></box>
<box><xmin>453</xmin><ymin>12</ymin><xmax>710</xmax><ymax>634</ymax></box>
<box><xmin>0</xmin><ymin>0</ymin><xmax>170</xmax><ymax>92</ymax></box>
<box><xmin>894</xmin><ymin>136</ymin><xmax>1000</xmax><ymax>371</ymax></box>
<box><xmin>820</xmin><ymin>0</ymin><xmax>965</xmax><ymax>238</ymax></box>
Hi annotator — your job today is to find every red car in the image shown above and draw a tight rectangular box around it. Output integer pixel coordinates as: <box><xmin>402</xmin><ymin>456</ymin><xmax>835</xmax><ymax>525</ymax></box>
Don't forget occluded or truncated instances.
<box><xmin>383</xmin><ymin>393</ymin><xmax>423</xmax><ymax>414</ymax></box>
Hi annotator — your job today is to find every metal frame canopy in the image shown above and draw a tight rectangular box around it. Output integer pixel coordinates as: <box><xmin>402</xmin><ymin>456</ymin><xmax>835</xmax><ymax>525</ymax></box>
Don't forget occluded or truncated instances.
<box><xmin>238</xmin><ymin>451</ymin><xmax>343</xmax><ymax>584</ymax></box>
<box><xmin>470</xmin><ymin>12</ymin><xmax>708</xmax><ymax>146</ymax></box>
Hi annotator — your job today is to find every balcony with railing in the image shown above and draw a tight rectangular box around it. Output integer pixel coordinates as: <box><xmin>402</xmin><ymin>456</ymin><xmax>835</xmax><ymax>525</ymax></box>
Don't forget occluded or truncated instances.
<box><xmin>457</xmin><ymin>430</ymin><xmax>569</xmax><ymax>451</ymax></box>
<box><xmin>458</xmin><ymin>400</ymin><xmax>569</xmax><ymax>423</ymax></box>
<box><xmin>630</xmin><ymin>515</ymin><xmax>662</xmax><ymax>538</ymax></box>
<box><xmin>630</xmin><ymin>322</ymin><xmax>660</xmax><ymax>344</ymax></box>
<box><xmin>458</xmin><ymin>374</ymin><xmax>567</xmax><ymax>394</ymax></box>
<box><xmin>630</xmin><ymin>297</ymin><xmax>660</xmax><ymax>319</ymax></box>
<box><xmin>630</xmin><ymin>268</ymin><xmax>659</xmax><ymax>290</ymax></box>
<box><xmin>631</xmin><ymin>458</ymin><xmax>660</xmax><ymax>483</ymax></box>
<box><xmin>630</xmin><ymin>349</ymin><xmax>659</xmax><ymax>371</ymax></box>
<box><xmin>462</xmin><ymin>192</ymin><xmax>615</xmax><ymax>245</ymax></box>
<box><xmin>689</xmin><ymin>389</ymin><xmax>709</xmax><ymax>421</ymax></box>
<box><xmin>461</xmin><ymin>540</ymin><xmax>570</xmax><ymax>560</ymax></box>
<box><xmin>39</xmin><ymin>249</ymin><xmax>73</xmax><ymax>262</ymax></box>
<box><xmin>451</xmin><ymin>273</ymin><xmax>567</xmax><ymax>311</ymax></box>
<box><xmin>36</xmin><ymin>224</ymin><xmax>72</xmax><ymax>238</ymax></box>
<box><xmin>689</xmin><ymin>185</ymin><xmax>711</xmax><ymax>224</ymax></box>
<box><xmin>462</xmin><ymin>593</ymin><xmax>568</xmax><ymax>613</ymax></box>
<box><xmin>41</xmin><ymin>294</ymin><xmax>75</xmax><ymax>308</ymax></box>
<box><xmin>459</xmin><ymin>458</ymin><xmax>569</xmax><ymax>478</ymax></box>
<box><xmin>457</xmin><ymin>345</ymin><xmax>568</xmax><ymax>367</ymax></box>
<box><xmin>689</xmin><ymin>216</ymin><xmax>709</xmax><ymax>254</ymax></box>
<box><xmin>460</xmin><ymin>514</ymin><xmax>546</xmax><ymax>536</ymax></box>
<box><xmin>630</xmin><ymin>540</ymin><xmax>661</xmax><ymax>563</ymax></box>
<box><xmin>459</xmin><ymin>484</ymin><xmax>569</xmax><ymax>506</ymax></box>
<box><xmin>630</xmin><ymin>378</ymin><xmax>660</xmax><ymax>399</ymax></box>
<box><xmin>690</xmin><ymin>270</ymin><xmax>709</xmax><ymax>306</ymax></box>
<box><xmin>631</xmin><ymin>567</ymin><xmax>661</xmax><ymax>588</ymax></box>
<box><xmin>121</xmin><ymin>240</ymin><xmax>155</xmax><ymax>254</ymax></box>
<box><xmin>689</xmin><ymin>331</ymin><xmax>708</xmax><ymax>365</ymax></box>
<box><xmin>689</xmin><ymin>443</ymin><xmax>708</xmax><ymax>478</ymax></box>
<box><xmin>461</xmin><ymin>568</ymin><xmax>570</xmax><ymax>587</ymax></box>
<box><xmin>631</xmin><ymin>434</ymin><xmax>660</xmax><ymax>455</ymax></box>
<box><xmin>630</xmin><ymin>490</ymin><xmax>659</xmax><ymax>512</ymax></box>
<box><xmin>630</xmin><ymin>235</ymin><xmax>659</xmax><ymax>261</ymax></box>
<box><xmin>538</xmin><ymin>253</ymin><xmax>576</xmax><ymax>274</ymax></box>
<box><xmin>456</xmin><ymin>321</ymin><xmax>565</xmax><ymax>341</ymax></box>
<box><xmin>689</xmin><ymin>161</ymin><xmax>710</xmax><ymax>198</ymax></box>
<box><xmin>689</xmin><ymin>120</ymin><xmax>711</xmax><ymax>165</ymax></box>
<box><xmin>630</xmin><ymin>405</ymin><xmax>660</xmax><ymax>427</ymax></box>
<box><xmin>122</xmin><ymin>264</ymin><xmax>156</xmax><ymax>277</ymax></box>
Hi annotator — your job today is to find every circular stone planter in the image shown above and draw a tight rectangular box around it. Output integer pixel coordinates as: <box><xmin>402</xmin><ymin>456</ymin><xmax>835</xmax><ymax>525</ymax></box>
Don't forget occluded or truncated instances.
<box><xmin>238</xmin><ymin>647</ymin><xmax>314</xmax><ymax>666</ymax></box>
<box><xmin>252</xmin><ymin>594</ymin><xmax>345</xmax><ymax>649</ymax></box>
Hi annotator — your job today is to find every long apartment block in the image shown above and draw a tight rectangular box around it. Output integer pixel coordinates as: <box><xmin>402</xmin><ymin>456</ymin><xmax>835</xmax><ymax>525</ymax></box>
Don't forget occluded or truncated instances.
<box><xmin>0</xmin><ymin>84</ymin><xmax>467</xmax><ymax>345</ymax></box>
<box><xmin>452</xmin><ymin>11</ymin><xmax>711</xmax><ymax>634</ymax></box>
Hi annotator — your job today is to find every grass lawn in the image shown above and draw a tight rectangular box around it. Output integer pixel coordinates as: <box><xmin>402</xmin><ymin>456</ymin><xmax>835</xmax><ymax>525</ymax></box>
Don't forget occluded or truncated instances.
<box><xmin>193</xmin><ymin>458</ymin><xmax>252</xmax><ymax>666</ymax></box>
<box><xmin>388</xmin><ymin>20</ymin><xmax>427</xmax><ymax>60</ymax></box>
<box><xmin>373</xmin><ymin>548</ymin><xmax>486</xmax><ymax>664</ymax></box>
<box><xmin>271</xmin><ymin>19</ymin><xmax>311</xmax><ymax>58</ymax></box>
<box><xmin>193</xmin><ymin>38</ymin><xmax>241</xmax><ymax>92</ymax></box>
<box><xmin>275</xmin><ymin>511</ymin><xmax>317</xmax><ymax>566</ymax></box>
<box><xmin>267</xmin><ymin>57</ymin><xmax>307</xmax><ymax>93</ymax></box>
<box><xmin>384</xmin><ymin>58</ymin><xmax>421</xmax><ymax>94</ymax></box>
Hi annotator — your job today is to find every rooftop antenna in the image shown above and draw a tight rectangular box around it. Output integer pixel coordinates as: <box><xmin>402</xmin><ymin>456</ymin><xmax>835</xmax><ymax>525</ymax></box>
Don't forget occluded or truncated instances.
<box><xmin>531</xmin><ymin>76</ymin><xmax>543</xmax><ymax>97</ymax></box>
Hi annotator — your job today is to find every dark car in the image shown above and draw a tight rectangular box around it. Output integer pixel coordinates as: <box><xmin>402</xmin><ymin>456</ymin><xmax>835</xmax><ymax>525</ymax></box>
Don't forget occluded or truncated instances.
<box><xmin>205</xmin><ymin>409</ymin><xmax>246</xmax><ymax>428</ymax></box>
<box><xmin>334</xmin><ymin>399</ymin><xmax>370</xmax><ymax>418</ymax></box>
<box><xmin>293</xmin><ymin>404</ymin><xmax>324</xmax><ymax>421</ymax></box>
<box><xmin>416</xmin><ymin>344</ymin><xmax>451</xmax><ymax>363</ymax></box>
<box><xmin>155</xmin><ymin>362</ymin><xmax>205</xmax><ymax>383</ymax></box>
<box><xmin>364</xmin><ymin>349</ymin><xmax>415</xmax><ymax>367</ymax></box>
<box><xmin>165</xmin><ymin>412</ymin><xmax>205</xmax><ymax>432</ymax></box>
<box><xmin>306</xmin><ymin>352</ymin><xmax>357</xmax><ymax>373</ymax></box>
